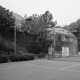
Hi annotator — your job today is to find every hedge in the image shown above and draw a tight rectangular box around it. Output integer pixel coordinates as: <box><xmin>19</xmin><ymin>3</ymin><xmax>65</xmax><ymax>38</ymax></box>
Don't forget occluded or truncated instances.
<box><xmin>0</xmin><ymin>54</ymin><xmax>8</xmax><ymax>63</ymax></box>
<box><xmin>36</xmin><ymin>53</ymin><xmax>46</xmax><ymax>58</ymax></box>
<box><xmin>0</xmin><ymin>53</ymin><xmax>35</xmax><ymax>63</ymax></box>
<box><xmin>9</xmin><ymin>53</ymin><xmax>35</xmax><ymax>62</ymax></box>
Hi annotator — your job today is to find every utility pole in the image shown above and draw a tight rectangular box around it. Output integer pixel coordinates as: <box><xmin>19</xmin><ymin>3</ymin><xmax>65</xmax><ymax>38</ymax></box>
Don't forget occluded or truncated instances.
<box><xmin>52</xmin><ymin>28</ymin><xmax>56</xmax><ymax>57</ymax></box>
<box><xmin>14</xmin><ymin>23</ymin><xmax>16</xmax><ymax>55</ymax></box>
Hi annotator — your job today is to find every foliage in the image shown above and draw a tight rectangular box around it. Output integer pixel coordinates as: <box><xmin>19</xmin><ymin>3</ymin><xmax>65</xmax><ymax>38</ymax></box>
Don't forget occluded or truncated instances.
<box><xmin>55</xmin><ymin>35</ymin><xmax>63</xmax><ymax>51</ymax></box>
<box><xmin>63</xmin><ymin>19</ymin><xmax>80</xmax><ymax>51</ymax></box>
<box><xmin>0</xmin><ymin>6</ymin><xmax>56</xmax><ymax>55</ymax></box>
<box><xmin>63</xmin><ymin>19</ymin><xmax>80</xmax><ymax>32</ymax></box>
<box><xmin>0</xmin><ymin>54</ymin><xmax>8</xmax><ymax>63</ymax></box>
<box><xmin>36</xmin><ymin>52</ymin><xmax>46</xmax><ymax>58</ymax></box>
<box><xmin>0</xmin><ymin>5</ymin><xmax>15</xmax><ymax>31</ymax></box>
<box><xmin>0</xmin><ymin>5</ymin><xmax>15</xmax><ymax>54</ymax></box>
<box><xmin>9</xmin><ymin>53</ymin><xmax>35</xmax><ymax>62</ymax></box>
<box><xmin>0</xmin><ymin>5</ymin><xmax>15</xmax><ymax>51</ymax></box>
<box><xmin>21</xmin><ymin>11</ymin><xmax>56</xmax><ymax>54</ymax></box>
<box><xmin>21</xmin><ymin>11</ymin><xmax>55</xmax><ymax>34</ymax></box>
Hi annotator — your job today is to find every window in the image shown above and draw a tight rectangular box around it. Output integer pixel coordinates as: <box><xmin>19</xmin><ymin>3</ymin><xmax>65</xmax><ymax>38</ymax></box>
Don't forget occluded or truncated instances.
<box><xmin>62</xmin><ymin>36</ymin><xmax>66</xmax><ymax>41</ymax></box>
<box><xmin>70</xmin><ymin>38</ymin><xmax>73</xmax><ymax>42</ymax></box>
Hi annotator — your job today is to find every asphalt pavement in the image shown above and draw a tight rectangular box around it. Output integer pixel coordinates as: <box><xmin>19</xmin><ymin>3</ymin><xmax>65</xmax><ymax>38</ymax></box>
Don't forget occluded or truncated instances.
<box><xmin>0</xmin><ymin>59</ymin><xmax>80</xmax><ymax>80</ymax></box>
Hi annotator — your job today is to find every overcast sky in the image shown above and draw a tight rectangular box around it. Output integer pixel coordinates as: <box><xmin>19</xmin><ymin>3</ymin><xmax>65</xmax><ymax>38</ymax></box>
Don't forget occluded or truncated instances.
<box><xmin>0</xmin><ymin>0</ymin><xmax>80</xmax><ymax>26</ymax></box>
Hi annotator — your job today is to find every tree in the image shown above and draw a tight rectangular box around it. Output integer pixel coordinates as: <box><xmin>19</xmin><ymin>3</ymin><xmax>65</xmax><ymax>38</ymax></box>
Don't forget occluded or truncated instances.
<box><xmin>63</xmin><ymin>19</ymin><xmax>80</xmax><ymax>32</ymax></box>
<box><xmin>21</xmin><ymin>11</ymin><xmax>56</xmax><ymax>42</ymax></box>
<box><xmin>63</xmin><ymin>19</ymin><xmax>80</xmax><ymax>51</ymax></box>
<box><xmin>0</xmin><ymin>5</ymin><xmax>15</xmax><ymax>53</ymax></box>
<box><xmin>21</xmin><ymin>11</ymin><xmax>55</xmax><ymax>34</ymax></box>
<box><xmin>21</xmin><ymin>11</ymin><xmax>56</xmax><ymax>53</ymax></box>
<box><xmin>0</xmin><ymin>5</ymin><xmax>15</xmax><ymax>31</ymax></box>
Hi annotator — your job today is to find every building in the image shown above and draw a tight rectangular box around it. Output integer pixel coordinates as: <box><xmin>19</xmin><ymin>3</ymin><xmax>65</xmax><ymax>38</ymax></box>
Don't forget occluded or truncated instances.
<box><xmin>46</xmin><ymin>27</ymin><xmax>78</xmax><ymax>57</ymax></box>
<box><xmin>71</xmin><ymin>30</ymin><xmax>80</xmax><ymax>52</ymax></box>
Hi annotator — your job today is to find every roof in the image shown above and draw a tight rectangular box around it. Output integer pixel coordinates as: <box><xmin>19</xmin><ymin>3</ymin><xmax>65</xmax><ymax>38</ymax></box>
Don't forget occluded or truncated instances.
<box><xmin>46</xmin><ymin>27</ymin><xmax>76</xmax><ymax>38</ymax></box>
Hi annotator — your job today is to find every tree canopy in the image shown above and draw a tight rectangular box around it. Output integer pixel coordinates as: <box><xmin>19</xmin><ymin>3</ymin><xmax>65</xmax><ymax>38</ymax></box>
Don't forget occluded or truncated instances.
<box><xmin>21</xmin><ymin>11</ymin><xmax>56</xmax><ymax>35</ymax></box>
<box><xmin>21</xmin><ymin>11</ymin><xmax>56</xmax><ymax>53</ymax></box>
<box><xmin>63</xmin><ymin>19</ymin><xmax>80</xmax><ymax>32</ymax></box>
<box><xmin>0</xmin><ymin>5</ymin><xmax>15</xmax><ymax>31</ymax></box>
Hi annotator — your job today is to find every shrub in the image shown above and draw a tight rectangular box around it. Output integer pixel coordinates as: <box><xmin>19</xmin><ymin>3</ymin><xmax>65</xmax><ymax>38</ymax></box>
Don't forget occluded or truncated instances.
<box><xmin>0</xmin><ymin>54</ymin><xmax>8</xmax><ymax>63</ymax></box>
<box><xmin>36</xmin><ymin>53</ymin><xmax>46</xmax><ymax>58</ymax></box>
<box><xmin>9</xmin><ymin>53</ymin><xmax>35</xmax><ymax>62</ymax></box>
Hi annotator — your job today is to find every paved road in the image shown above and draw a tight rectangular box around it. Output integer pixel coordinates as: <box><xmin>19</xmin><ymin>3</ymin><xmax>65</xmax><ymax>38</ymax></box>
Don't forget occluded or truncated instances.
<box><xmin>0</xmin><ymin>59</ymin><xmax>80</xmax><ymax>80</ymax></box>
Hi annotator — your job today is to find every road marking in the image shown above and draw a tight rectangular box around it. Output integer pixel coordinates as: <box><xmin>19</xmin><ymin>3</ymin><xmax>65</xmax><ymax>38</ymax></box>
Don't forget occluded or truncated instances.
<box><xmin>63</xmin><ymin>64</ymin><xmax>80</xmax><ymax>69</ymax></box>
<box><xmin>61</xmin><ymin>68</ymin><xmax>80</xmax><ymax>73</ymax></box>
<box><xmin>33</xmin><ymin>59</ymin><xmax>79</xmax><ymax>64</ymax></box>
<box><xmin>0</xmin><ymin>64</ymin><xmax>33</xmax><ymax>70</ymax></box>
<box><xmin>32</xmin><ymin>60</ymin><xmax>80</xmax><ymax>68</ymax></box>
<box><xmin>29</xmin><ymin>64</ymin><xmax>62</xmax><ymax>70</ymax></box>
<box><xmin>29</xmin><ymin>64</ymin><xmax>80</xmax><ymax>73</ymax></box>
<box><xmin>0</xmin><ymin>63</ymin><xmax>80</xmax><ymax>73</ymax></box>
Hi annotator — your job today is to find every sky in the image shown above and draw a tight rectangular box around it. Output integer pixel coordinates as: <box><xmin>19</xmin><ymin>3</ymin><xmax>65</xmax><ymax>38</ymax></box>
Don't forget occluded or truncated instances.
<box><xmin>0</xmin><ymin>0</ymin><xmax>80</xmax><ymax>26</ymax></box>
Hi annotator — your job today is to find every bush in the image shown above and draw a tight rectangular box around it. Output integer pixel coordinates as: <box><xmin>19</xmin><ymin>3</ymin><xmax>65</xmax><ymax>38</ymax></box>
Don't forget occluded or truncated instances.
<box><xmin>0</xmin><ymin>54</ymin><xmax>8</xmax><ymax>63</ymax></box>
<box><xmin>9</xmin><ymin>53</ymin><xmax>35</xmax><ymax>62</ymax></box>
<box><xmin>36</xmin><ymin>53</ymin><xmax>46</xmax><ymax>58</ymax></box>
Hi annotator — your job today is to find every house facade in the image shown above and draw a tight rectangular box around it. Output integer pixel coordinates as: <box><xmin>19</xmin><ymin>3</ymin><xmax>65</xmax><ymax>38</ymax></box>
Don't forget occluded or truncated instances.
<box><xmin>46</xmin><ymin>27</ymin><xmax>78</xmax><ymax>57</ymax></box>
